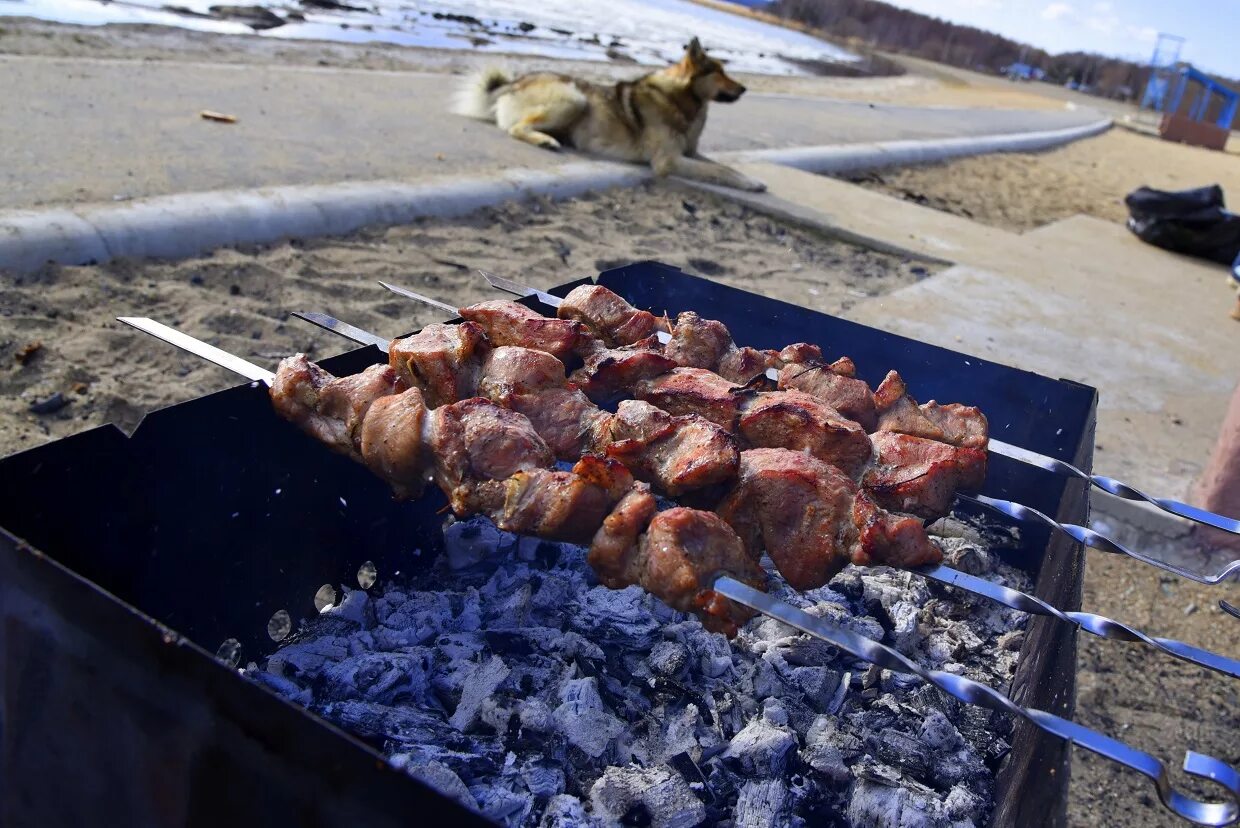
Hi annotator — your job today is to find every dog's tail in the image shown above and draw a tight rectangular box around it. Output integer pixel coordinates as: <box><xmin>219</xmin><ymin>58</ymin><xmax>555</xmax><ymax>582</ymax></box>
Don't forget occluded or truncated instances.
<box><xmin>451</xmin><ymin>67</ymin><xmax>511</xmax><ymax>121</ymax></box>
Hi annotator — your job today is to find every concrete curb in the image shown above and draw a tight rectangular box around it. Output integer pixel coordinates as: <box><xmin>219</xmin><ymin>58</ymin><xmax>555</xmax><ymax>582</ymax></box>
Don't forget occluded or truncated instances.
<box><xmin>0</xmin><ymin>118</ymin><xmax>1109</xmax><ymax>274</ymax></box>
<box><xmin>724</xmin><ymin>118</ymin><xmax>1112</xmax><ymax>173</ymax></box>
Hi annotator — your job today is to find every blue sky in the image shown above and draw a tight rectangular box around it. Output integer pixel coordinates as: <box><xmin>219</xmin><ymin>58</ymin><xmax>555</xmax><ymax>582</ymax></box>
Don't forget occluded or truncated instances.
<box><xmin>881</xmin><ymin>0</ymin><xmax>1240</xmax><ymax>78</ymax></box>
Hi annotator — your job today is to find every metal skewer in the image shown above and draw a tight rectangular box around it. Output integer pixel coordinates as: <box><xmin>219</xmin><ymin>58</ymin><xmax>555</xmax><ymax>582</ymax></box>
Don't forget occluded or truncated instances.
<box><xmin>377</xmin><ymin>281</ymin><xmax>1240</xmax><ymax>585</ymax></box>
<box><xmin>467</xmin><ymin>269</ymin><xmax>1240</xmax><ymax>540</ymax></box>
<box><xmin>116</xmin><ymin>315</ymin><xmax>1240</xmax><ymax>827</ymax></box>
<box><xmin>292</xmin><ymin>311</ymin><xmax>1240</xmax><ymax>678</ymax></box>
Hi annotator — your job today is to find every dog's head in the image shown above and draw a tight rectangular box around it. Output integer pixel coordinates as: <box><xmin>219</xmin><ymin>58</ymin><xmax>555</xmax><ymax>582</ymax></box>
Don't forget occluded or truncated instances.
<box><xmin>673</xmin><ymin>38</ymin><xmax>747</xmax><ymax>103</ymax></box>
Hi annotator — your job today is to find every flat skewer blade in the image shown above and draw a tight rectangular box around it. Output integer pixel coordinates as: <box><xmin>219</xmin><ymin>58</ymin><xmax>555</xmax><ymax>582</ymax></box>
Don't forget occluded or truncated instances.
<box><xmin>477</xmin><ymin>269</ymin><xmax>566</xmax><ymax>309</ymax></box>
<box><xmin>117</xmin><ymin>317</ymin><xmax>276</xmax><ymax>386</ymax></box>
<box><xmin>377</xmin><ymin>281</ymin><xmax>459</xmax><ymax>315</ymax></box>
<box><xmin>292</xmin><ymin>312</ymin><xmax>391</xmax><ymax>353</ymax></box>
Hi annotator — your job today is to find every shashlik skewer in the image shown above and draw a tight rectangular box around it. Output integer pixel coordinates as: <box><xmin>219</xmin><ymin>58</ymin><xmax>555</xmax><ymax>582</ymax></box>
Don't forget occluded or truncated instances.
<box><xmin>371</xmin><ymin>284</ymin><xmax>1240</xmax><ymax>586</ymax></box>
<box><xmin>116</xmin><ymin>316</ymin><xmax>1240</xmax><ymax>828</ymax></box>
<box><xmin>468</xmin><ymin>270</ymin><xmax>1240</xmax><ymax>540</ymax></box>
<box><xmin>297</xmin><ymin>312</ymin><xmax>1240</xmax><ymax>680</ymax></box>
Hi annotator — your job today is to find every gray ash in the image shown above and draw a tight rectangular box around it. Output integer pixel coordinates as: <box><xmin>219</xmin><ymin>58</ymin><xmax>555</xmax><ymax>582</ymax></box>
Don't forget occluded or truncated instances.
<box><xmin>245</xmin><ymin>516</ymin><xmax>1029</xmax><ymax>827</ymax></box>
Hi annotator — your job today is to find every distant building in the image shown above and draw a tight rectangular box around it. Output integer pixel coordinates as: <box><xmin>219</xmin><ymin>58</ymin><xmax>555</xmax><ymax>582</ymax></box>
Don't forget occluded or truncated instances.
<box><xmin>1003</xmin><ymin>62</ymin><xmax>1045</xmax><ymax>81</ymax></box>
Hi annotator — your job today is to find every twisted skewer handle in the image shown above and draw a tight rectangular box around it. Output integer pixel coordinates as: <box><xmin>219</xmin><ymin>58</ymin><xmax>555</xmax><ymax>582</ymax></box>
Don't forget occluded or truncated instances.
<box><xmin>961</xmin><ymin>493</ymin><xmax>1240</xmax><ymax>585</ymax></box>
<box><xmin>471</xmin><ymin>270</ymin><xmax>1240</xmax><ymax>539</ymax></box>
<box><xmin>714</xmin><ymin>577</ymin><xmax>1240</xmax><ymax>827</ymax></box>
<box><xmin>919</xmin><ymin>564</ymin><xmax>1240</xmax><ymax>677</ymax></box>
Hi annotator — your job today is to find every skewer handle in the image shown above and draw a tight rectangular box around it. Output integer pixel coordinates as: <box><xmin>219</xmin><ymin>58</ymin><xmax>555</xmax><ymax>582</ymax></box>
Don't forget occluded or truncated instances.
<box><xmin>117</xmin><ymin>318</ymin><xmax>275</xmax><ymax>386</ymax></box>
<box><xmin>714</xmin><ymin>576</ymin><xmax>1240</xmax><ymax>827</ymax></box>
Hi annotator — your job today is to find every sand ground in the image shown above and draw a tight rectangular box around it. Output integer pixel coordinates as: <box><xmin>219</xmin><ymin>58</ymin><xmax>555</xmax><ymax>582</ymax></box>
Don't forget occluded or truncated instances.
<box><xmin>850</xmin><ymin>127</ymin><xmax>1240</xmax><ymax>233</ymax></box>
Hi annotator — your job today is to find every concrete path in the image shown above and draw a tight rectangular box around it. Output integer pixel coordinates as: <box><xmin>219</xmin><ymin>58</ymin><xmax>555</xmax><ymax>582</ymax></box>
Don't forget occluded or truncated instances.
<box><xmin>0</xmin><ymin>54</ymin><xmax>1102</xmax><ymax>209</ymax></box>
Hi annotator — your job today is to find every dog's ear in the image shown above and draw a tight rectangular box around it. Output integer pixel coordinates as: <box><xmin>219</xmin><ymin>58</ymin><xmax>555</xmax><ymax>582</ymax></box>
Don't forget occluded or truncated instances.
<box><xmin>686</xmin><ymin>37</ymin><xmax>705</xmax><ymax>62</ymax></box>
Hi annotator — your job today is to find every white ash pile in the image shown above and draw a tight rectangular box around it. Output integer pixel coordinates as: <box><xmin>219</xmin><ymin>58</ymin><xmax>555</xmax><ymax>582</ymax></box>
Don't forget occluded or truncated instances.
<box><xmin>244</xmin><ymin>515</ymin><xmax>1029</xmax><ymax>827</ymax></box>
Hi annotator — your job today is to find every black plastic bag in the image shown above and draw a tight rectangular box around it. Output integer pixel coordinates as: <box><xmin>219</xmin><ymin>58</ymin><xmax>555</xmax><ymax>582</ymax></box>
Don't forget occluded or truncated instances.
<box><xmin>1125</xmin><ymin>185</ymin><xmax>1240</xmax><ymax>266</ymax></box>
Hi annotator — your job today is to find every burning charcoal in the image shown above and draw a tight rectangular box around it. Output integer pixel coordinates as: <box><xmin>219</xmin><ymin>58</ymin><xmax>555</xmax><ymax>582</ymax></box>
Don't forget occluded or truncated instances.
<box><xmin>539</xmin><ymin>794</ymin><xmax>598</xmax><ymax>828</ymax></box>
<box><xmin>518</xmin><ymin>697</ymin><xmax>553</xmax><ymax>733</ymax></box>
<box><xmin>919</xmin><ymin>710</ymin><xmax>963</xmax><ymax>752</ymax></box>
<box><xmin>656</xmin><ymin>703</ymin><xmax>703</xmax><ymax>761</ymax></box>
<box><xmin>323</xmin><ymin>700</ymin><xmax>445</xmax><ymax>746</ymax></box>
<box><xmin>734</xmin><ymin>779</ymin><xmax>790</xmax><ymax>828</ymax></box>
<box><xmin>521</xmin><ymin>760</ymin><xmax>565</xmax><ymax>799</ymax></box>
<box><xmin>379</xmin><ymin>591</ymin><xmax>454</xmax><ymax>646</ymax></box>
<box><xmin>944</xmin><ymin>784</ymin><xmax>985</xmax><ymax>822</ymax></box>
<box><xmin>266</xmin><ymin>635</ymin><xmax>350</xmax><ymax>680</ymax></box>
<box><xmin>789</xmin><ymin>666</ymin><xmax>842</xmax><ymax>708</ymax></box>
<box><xmin>444</xmin><ymin>517</ymin><xmax>510</xmax><ymax>570</ymax></box>
<box><xmin>480</xmin><ymin>698</ymin><xmax>514</xmax><ymax>736</ymax></box>
<box><xmin>470</xmin><ymin>784</ymin><xmax>531</xmax><ymax>824</ymax></box>
<box><xmin>242</xmin><ymin>666</ymin><xmax>312</xmax><ymax>706</ymax></box>
<box><xmin>571</xmin><ymin>586</ymin><xmax>661</xmax><ymax>648</ymax></box>
<box><xmin>552</xmin><ymin>677</ymin><xmax>626</xmax><ymax>759</ymax></box>
<box><xmin>589</xmin><ymin>764</ymin><xmax>707</xmax><ymax>828</ymax></box>
<box><xmin>723</xmin><ymin>718</ymin><xmax>797</xmax><ymax>777</ymax></box>
<box><xmin>392</xmin><ymin>757</ymin><xmax>476</xmax><ymax>810</ymax></box>
<box><xmin>802</xmin><ymin>716</ymin><xmax>860</xmax><ymax>783</ymax></box>
<box><xmin>321</xmin><ymin>586</ymin><xmax>374</xmax><ymax>628</ymax></box>
<box><xmin>450</xmin><ymin>655</ymin><xmax>511</xmax><ymax>731</ymax></box>
<box><xmin>761</xmin><ymin>697</ymin><xmax>789</xmax><ymax>726</ymax></box>
<box><xmin>320</xmin><ymin>651</ymin><xmax>431</xmax><ymax>705</ymax></box>
<box><xmin>648</xmin><ymin>640</ymin><xmax>689</xmax><ymax>677</ymax></box>
<box><xmin>872</xmin><ymin>730</ymin><xmax>931</xmax><ymax>782</ymax></box>
<box><xmin>846</xmin><ymin>779</ymin><xmax>949</xmax><ymax>828</ymax></box>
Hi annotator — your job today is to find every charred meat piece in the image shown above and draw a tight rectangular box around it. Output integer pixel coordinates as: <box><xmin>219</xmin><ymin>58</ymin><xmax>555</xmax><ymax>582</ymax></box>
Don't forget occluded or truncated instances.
<box><xmin>589</xmin><ymin>485</ymin><xmax>659</xmax><ymax>589</ymax></box>
<box><xmin>779</xmin><ymin>357</ymin><xmax>878</xmax><ymax>431</ymax></box>
<box><xmin>635</xmin><ymin>367</ymin><xmax>744</xmax><ymax>431</ymax></box>
<box><xmin>605</xmin><ymin>400</ymin><xmax>739</xmax><ymax>495</ymax></box>
<box><xmin>663</xmin><ymin>311</ymin><xmax>732</xmax><ymax>371</ymax></box>
<box><xmin>639</xmin><ymin>507</ymin><xmax>763</xmax><ymax>637</ymax></box>
<box><xmin>862</xmin><ymin>431</ymin><xmax>987</xmax><ymax>519</ymax></box>
<box><xmin>359</xmin><ymin>386</ymin><xmax>431</xmax><ymax>499</ymax></box>
<box><xmin>428</xmin><ymin>397</ymin><xmax>554</xmax><ymax>515</ymax></box>
<box><xmin>490</xmin><ymin>456</ymin><xmax>634</xmax><ymax>543</ymax></box>
<box><xmin>874</xmin><ymin>372</ymin><xmax>989</xmax><ymax>449</ymax></box>
<box><xmin>477</xmin><ymin>346</ymin><xmax>567</xmax><ymax>398</ymax></box>
<box><xmin>459</xmin><ymin>300</ymin><xmax>591</xmax><ymax>362</ymax></box>
<box><xmin>271</xmin><ymin>355</ymin><xmax>406</xmax><ymax>460</ymax></box>
<box><xmin>558</xmin><ymin>284</ymin><xmax>670</xmax><ymax>346</ymax></box>
<box><xmin>737</xmin><ymin>390</ymin><xmax>872</xmax><ymax>476</ymax></box>
<box><xmin>776</xmin><ymin>343</ymin><xmax>823</xmax><ymax>366</ymax></box>
<box><xmin>717</xmin><ymin>448</ymin><xmax>940</xmax><ymax>590</ymax></box>
<box><xmin>388</xmin><ymin>321</ymin><xmax>489</xmax><ymax>408</ymax></box>
<box><xmin>718</xmin><ymin>345</ymin><xmax>779</xmax><ymax>386</ymax></box>
<box><xmin>570</xmin><ymin>335</ymin><xmax>679</xmax><ymax>402</ymax></box>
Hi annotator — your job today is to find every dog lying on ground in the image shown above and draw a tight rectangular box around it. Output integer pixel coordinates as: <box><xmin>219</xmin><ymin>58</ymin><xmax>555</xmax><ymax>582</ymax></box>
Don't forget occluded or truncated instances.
<box><xmin>452</xmin><ymin>38</ymin><xmax>766</xmax><ymax>192</ymax></box>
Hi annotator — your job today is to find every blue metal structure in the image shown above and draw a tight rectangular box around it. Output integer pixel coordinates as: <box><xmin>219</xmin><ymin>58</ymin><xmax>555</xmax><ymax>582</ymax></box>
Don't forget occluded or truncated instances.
<box><xmin>1140</xmin><ymin>33</ymin><xmax>1238</xmax><ymax>131</ymax></box>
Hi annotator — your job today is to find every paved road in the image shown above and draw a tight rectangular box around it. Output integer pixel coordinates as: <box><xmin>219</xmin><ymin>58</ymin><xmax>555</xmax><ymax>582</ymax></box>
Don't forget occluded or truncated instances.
<box><xmin>0</xmin><ymin>54</ymin><xmax>1104</xmax><ymax>209</ymax></box>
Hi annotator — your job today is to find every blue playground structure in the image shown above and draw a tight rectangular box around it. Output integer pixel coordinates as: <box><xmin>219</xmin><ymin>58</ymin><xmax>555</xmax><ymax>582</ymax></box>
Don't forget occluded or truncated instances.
<box><xmin>1140</xmin><ymin>34</ymin><xmax>1239</xmax><ymax>132</ymax></box>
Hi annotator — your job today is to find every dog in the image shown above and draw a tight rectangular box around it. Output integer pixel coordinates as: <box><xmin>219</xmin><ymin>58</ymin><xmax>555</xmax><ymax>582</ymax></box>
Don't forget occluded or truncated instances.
<box><xmin>452</xmin><ymin>38</ymin><xmax>766</xmax><ymax>192</ymax></box>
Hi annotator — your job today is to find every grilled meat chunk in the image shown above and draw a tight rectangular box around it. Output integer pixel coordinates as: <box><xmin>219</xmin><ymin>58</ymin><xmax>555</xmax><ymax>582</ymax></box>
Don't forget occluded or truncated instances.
<box><xmin>604</xmin><ymin>400</ymin><xmax>739</xmax><ymax>495</ymax></box>
<box><xmin>919</xmin><ymin>401</ymin><xmax>988</xmax><ymax>449</ymax></box>
<box><xmin>873</xmin><ymin>372</ymin><xmax>989</xmax><ymax>449</ymax></box>
<box><xmin>635</xmin><ymin>367</ymin><xmax>743</xmax><ymax>430</ymax></box>
<box><xmin>717</xmin><ymin>448</ymin><xmax>940</xmax><ymax>590</ymax></box>
<box><xmin>558</xmin><ymin>284</ymin><xmax>670</xmax><ymax>346</ymax></box>
<box><xmin>570</xmin><ymin>336</ymin><xmax>679</xmax><ymax>402</ymax></box>
<box><xmin>662</xmin><ymin>310</ymin><xmax>774</xmax><ymax>384</ymax></box>
<box><xmin>779</xmin><ymin>356</ymin><xmax>878</xmax><ymax>431</ymax></box>
<box><xmin>359</xmin><ymin>387</ymin><xmax>431</xmax><ymax>499</ymax></box>
<box><xmin>589</xmin><ymin>485</ymin><xmax>659</xmax><ymax>588</ymax></box>
<box><xmin>862</xmin><ymin>431</ymin><xmax>987</xmax><ymax>519</ymax></box>
<box><xmin>490</xmin><ymin>456</ymin><xmax>634</xmax><ymax>543</ymax></box>
<box><xmin>459</xmin><ymin>300</ymin><xmax>590</xmax><ymax>362</ymax></box>
<box><xmin>718</xmin><ymin>346</ymin><xmax>779</xmax><ymax>386</ymax></box>
<box><xmin>428</xmin><ymin>397</ymin><xmax>554</xmax><ymax>515</ymax></box>
<box><xmin>388</xmin><ymin>322</ymin><xmax>489</xmax><ymax>408</ymax></box>
<box><xmin>477</xmin><ymin>346</ymin><xmax>567</xmax><ymax>397</ymax></box>
<box><xmin>738</xmin><ymin>390</ymin><xmax>872</xmax><ymax>476</ymax></box>
<box><xmin>271</xmin><ymin>355</ymin><xmax>406</xmax><ymax>460</ymax></box>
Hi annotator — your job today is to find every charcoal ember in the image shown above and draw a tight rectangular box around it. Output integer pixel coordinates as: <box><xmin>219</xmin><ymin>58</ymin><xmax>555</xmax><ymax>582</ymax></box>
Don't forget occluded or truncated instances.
<box><xmin>724</xmin><ymin>717</ymin><xmax>797</xmax><ymax>777</ymax></box>
<box><xmin>391</xmin><ymin>757</ymin><xmax>476</xmax><ymax>810</ymax></box>
<box><xmin>320</xmin><ymin>651</ymin><xmax>432</xmax><ymax>705</ymax></box>
<box><xmin>943</xmin><ymin>784</ymin><xmax>985</xmax><ymax>821</ymax></box>
<box><xmin>805</xmin><ymin>601</ymin><xmax>885</xmax><ymax>642</ymax></box>
<box><xmin>379</xmin><ymin>591</ymin><xmax>454</xmax><ymax>645</ymax></box>
<box><xmin>790</xmin><ymin>666</ymin><xmax>842</xmax><ymax>708</ymax></box>
<box><xmin>872</xmin><ymin>730</ymin><xmax>931</xmax><ymax>782</ymax></box>
<box><xmin>513</xmin><ymin>627</ymin><xmax>606</xmax><ymax>661</ymax></box>
<box><xmin>321</xmin><ymin>586</ymin><xmax>375</xmax><ymax>627</ymax></box>
<box><xmin>802</xmin><ymin>715</ymin><xmax>860</xmax><ymax>783</ymax></box>
<box><xmin>444</xmin><ymin>517</ymin><xmax>509</xmax><ymax>570</ymax></box>
<box><xmin>450</xmin><ymin>655</ymin><xmax>512</xmax><ymax>731</ymax></box>
<box><xmin>321</xmin><ymin>700</ymin><xmax>468</xmax><ymax>751</ymax></box>
<box><xmin>860</xmin><ymin>569</ymin><xmax>929</xmax><ymax>611</ymax></box>
<box><xmin>648</xmin><ymin>640</ymin><xmax>690</xmax><ymax>677</ymax></box>
<box><xmin>734</xmin><ymin>779</ymin><xmax>791</xmax><ymax>828</ymax></box>
<box><xmin>552</xmin><ymin>677</ymin><xmax>626</xmax><ymax>759</ymax></box>
<box><xmin>845</xmin><ymin>778</ymin><xmax>956</xmax><ymax>828</ymax></box>
<box><xmin>241</xmin><ymin>666</ymin><xmax>312</xmax><ymax>705</ymax></box>
<box><xmin>470</xmin><ymin>783</ymin><xmax>532</xmax><ymax>825</ymax></box>
<box><xmin>518</xmin><ymin>697</ymin><xmax>554</xmax><ymax>733</ymax></box>
<box><xmin>539</xmin><ymin>794</ymin><xmax>598</xmax><ymax>827</ymax></box>
<box><xmin>589</xmin><ymin>764</ymin><xmax>707</xmax><ymax>828</ymax></box>
<box><xmin>655</xmin><ymin>703</ymin><xmax>702</xmax><ymax>761</ymax></box>
<box><xmin>266</xmin><ymin>634</ymin><xmax>350</xmax><ymax>680</ymax></box>
<box><xmin>664</xmin><ymin>620</ymin><xmax>733</xmax><ymax>678</ymax></box>
<box><xmin>521</xmin><ymin>760</ymin><xmax>566</xmax><ymax>799</ymax></box>
<box><xmin>571</xmin><ymin>586</ymin><xmax>661</xmax><ymax>647</ymax></box>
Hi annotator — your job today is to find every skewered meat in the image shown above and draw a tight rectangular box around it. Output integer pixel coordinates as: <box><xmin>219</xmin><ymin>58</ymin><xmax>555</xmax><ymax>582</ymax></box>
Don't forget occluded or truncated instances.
<box><xmin>459</xmin><ymin>300</ymin><xmax>590</xmax><ymax>361</ymax></box>
<box><xmin>635</xmin><ymin>367</ymin><xmax>744</xmax><ymax>430</ymax></box>
<box><xmin>488</xmin><ymin>456</ymin><xmax>634</xmax><ymax>543</ymax></box>
<box><xmin>569</xmin><ymin>336</ymin><xmax>678</xmax><ymax>402</ymax></box>
<box><xmin>737</xmin><ymin>390</ymin><xmax>872</xmax><ymax>476</ymax></box>
<box><xmin>359</xmin><ymin>387</ymin><xmax>431</xmax><ymax>499</ymax></box>
<box><xmin>717</xmin><ymin>448</ymin><xmax>941</xmax><ymax>590</ymax></box>
<box><xmin>558</xmin><ymin>284</ymin><xmax>670</xmax><ymax>346</ymax></box>
<box><xmin>271</xmin><ymin>355</ymin><xmax>407</xmax><ymax>460</ymax></box>
<box><xmin>389</xmin><ymin>322</ymin><xmax>489</xmax><ymax>408</ymax></box>
<box><xmin>874</xmin><ymin>371</ymin><xmax>989</xmax><ymax>449</ymax></box>
<box><xmin>605</xmin><ymin>400</ymin><xmax>739</xmax><ymax>495</ymax></box>
<box><xmin>429</xmin><ymin>397</ymin><xmax>555</xmax><ymax>515</ymax></box>
<box><xmin>778</xmin><ymin>354</ymin><xmax>878</xmax><ymax>431</ymax></box>
<box><xmin>862</xmin><ymin>431</ymin><xmax>987</xmax><ymax>519</ymax></box>
<box><xmin>663</xmin><ymin>311</ymin><xmax>776</xmax><ymax>385</ymax></box>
